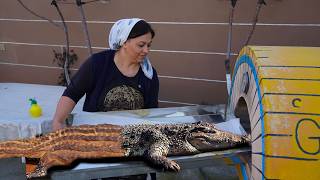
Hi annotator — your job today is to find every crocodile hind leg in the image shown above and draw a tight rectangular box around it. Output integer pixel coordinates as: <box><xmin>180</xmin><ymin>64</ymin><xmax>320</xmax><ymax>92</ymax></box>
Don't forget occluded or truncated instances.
<box><xmin>26</xmin><ymin>151</ymin><xmax>76</xmax><ymax>178</ymax></box>
<box><xmin>141</xmin><ymin>129</ymin><xmax>180</xmax><ymax>171</ymax></box>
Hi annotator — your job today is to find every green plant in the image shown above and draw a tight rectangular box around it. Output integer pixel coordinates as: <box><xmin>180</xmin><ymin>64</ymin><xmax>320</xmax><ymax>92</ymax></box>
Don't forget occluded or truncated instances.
<box><xmin>53</xmin><ymin>48</ymin><xmax>78</xmax><ymax>86</ymax></box>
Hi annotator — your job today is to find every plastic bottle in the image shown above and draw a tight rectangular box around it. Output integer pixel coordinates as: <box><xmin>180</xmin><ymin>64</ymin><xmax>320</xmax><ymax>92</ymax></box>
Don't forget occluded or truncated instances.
<box><xmin>29</xmin><ymin>98</ymin><xmax>42</xmax><ymax>118</ymax></box>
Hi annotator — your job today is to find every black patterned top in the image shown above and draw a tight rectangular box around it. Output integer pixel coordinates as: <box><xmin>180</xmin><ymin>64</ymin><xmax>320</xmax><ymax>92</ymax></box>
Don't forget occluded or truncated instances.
<box><xmin>63</xmin><ymin>50</ymin><xmax>159</xmax><ymax>112</ymax></box>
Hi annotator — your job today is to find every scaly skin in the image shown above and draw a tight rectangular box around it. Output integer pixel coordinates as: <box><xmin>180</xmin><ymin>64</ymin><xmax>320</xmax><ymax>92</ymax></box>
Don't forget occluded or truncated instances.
<box><xmin>0</xmin><ymin>122</ymin><xmax>250</xmax><ymax>178</ymax></box>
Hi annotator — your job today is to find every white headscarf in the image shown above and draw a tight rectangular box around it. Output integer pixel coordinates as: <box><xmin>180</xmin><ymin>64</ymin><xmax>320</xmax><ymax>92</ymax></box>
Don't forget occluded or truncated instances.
<box><xmin>109</xmin><ymin>18</ymin><xmax>153</xmax><ymax>79</ymax></box>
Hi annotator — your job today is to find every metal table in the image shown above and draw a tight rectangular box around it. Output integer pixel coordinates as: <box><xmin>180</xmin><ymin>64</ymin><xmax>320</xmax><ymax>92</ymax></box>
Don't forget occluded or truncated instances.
<box><xmin>49</xmin><ymin>147</ymin><xmax>250</xmax><ymax>180</ymax></box>
<box><xmin>0</xmin><ymin>83</ymin><xmax>250</xmax><ymax>179</ymax></box>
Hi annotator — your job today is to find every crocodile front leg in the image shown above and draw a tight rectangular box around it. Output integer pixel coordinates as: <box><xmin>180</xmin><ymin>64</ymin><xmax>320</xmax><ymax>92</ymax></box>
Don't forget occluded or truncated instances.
<box><xmin>141</xmin><ymin>130</ymin><xmax>180</xmax><ymax>171</ymax></box>
<box><xmin>144</xmin><ymin>150</ymin><xmax>180</xmax><ymax>171</ymax></box>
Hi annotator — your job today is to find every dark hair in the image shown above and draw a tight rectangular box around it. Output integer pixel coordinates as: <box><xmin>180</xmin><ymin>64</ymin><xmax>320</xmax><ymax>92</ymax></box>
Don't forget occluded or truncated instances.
<box><xmin>127</xmin><ymin>20</ymin><xmax>155</xmax><ymax>40</ymax></box>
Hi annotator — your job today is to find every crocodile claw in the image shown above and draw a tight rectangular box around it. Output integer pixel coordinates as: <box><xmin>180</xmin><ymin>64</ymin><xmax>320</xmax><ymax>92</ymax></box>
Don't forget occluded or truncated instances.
<box><xmin>167</xmin><ymin>160</ymin><xmax>180</xmax><ymax>172</ymax></box>
<box><xmin>160</xmin><ymin>158</ymin><xmax>181</xmax><ymax>172</ymax></box>
<box><xmin>26</xmin><ymin>163</ymin><xmax>47</xmax><ymax>179</ymax></box>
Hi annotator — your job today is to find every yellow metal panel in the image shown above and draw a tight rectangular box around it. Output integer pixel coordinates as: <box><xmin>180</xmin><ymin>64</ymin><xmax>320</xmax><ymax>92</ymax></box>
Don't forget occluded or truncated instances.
<box><xmin>263</xmin><ymin>114</ymin><xmax>320</xmax><ymax>179</ymax></box>
<box><xmin>232</xmin><ymin>46</ymin><xmax>320</xmax><ymax>179</ymax></box>
<box><xmin>222</xmin><ymin>157</ymin><xmax>234</xmax><ymax>165</ymax></box>
<box><xmin>264</xmin><ymin>114</ymin><xmax>319</xmax><ymax>134</ymax></box>
<box><xmin>260</xmin><ymin>79</ymin><xmax>320</xmax><ymax>94</ymax></box>
<box><xmin>259</xmin><ymin>67</ymin><xmax>320</xmax><ymax>80</ymax></box>
<box><xmin>264</xmin><ymin>136</ymin><xmax>320</xmax><ymax>159</ymax></box>
<box><xmin>265</xmin><ymin>158</ymin><xmax>320</xmax><ymax>180</ymax></box>
<box><xmin>263</xmin><ymin>95</ymin><xmax>320</xmax><ymax>114</ymax></box>
<box><xmin>235</xmin><ymin>165</ymin><xmax>244</xmax><ymax>180</ymax></box>
<box><xmin>249</xmin><ymin>46</ymin><xmax>320</xmax><ymax>67</ymax></box>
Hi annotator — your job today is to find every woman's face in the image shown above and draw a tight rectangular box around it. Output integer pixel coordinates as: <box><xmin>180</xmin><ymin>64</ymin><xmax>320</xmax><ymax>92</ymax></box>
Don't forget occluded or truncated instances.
<box><xmin>123</xmin><ymin>32</ymin><xmax>153</xmax><ymax>63</ymax></box>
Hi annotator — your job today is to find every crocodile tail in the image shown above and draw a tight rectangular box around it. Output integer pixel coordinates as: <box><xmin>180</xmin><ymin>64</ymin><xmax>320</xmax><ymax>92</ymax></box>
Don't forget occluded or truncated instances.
<box><xmin>0</xmin><ymin>138</ymin><xmax>43</xmax><ymax>159</ymax></box>
<box><xmin>0</xmin><ymin>124</ymin><xmax>126</xmax><ymax>160</ymax></box>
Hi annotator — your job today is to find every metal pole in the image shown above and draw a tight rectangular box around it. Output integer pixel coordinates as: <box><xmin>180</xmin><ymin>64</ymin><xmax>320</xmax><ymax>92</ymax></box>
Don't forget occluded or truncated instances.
<box><xmin>224</xmin><ymin>0</ymin><xmax>238</xmax><ymax>120</ymax></box>
<box><xmin>51</xmin><ymin>0</ymin><xmax>71</xmax><ymax>85</ymax></box>
<box><xmin>16</xmin><ymin>0</ymin><xmax>62</xmax><ymax>29</ymax></box>
<box><xmin>76</xmin><ymin>0</ymin><xmax>93</xmax><ymax>56</ymax></box>
<box><xmin>244</xmin><ymin>0</ymin><xmax>266</xmax><ymax>46</ymax></box>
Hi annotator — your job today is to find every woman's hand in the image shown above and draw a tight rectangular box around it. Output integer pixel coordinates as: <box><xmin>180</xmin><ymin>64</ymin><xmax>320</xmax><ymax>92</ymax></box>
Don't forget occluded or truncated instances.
<box><xmin>51</xmin><ymin>96</ymin><xmax>76</xmax><ymax>131</ymax></box>
<box><xmin>52</xmin><ymin>119</ymin><xmax>65</xmax><ymax>131</ymax></box>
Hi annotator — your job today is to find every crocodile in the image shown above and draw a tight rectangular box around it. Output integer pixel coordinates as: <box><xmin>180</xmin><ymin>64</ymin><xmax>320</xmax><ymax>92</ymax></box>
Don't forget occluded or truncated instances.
<box><xmin>0</xmin><ymin>121</ymin><xmax>250</xmax><ymax>178</ymax></box>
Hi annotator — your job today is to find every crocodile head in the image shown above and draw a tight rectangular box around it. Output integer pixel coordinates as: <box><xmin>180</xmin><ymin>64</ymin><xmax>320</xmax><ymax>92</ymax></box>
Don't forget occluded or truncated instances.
<box><xmin>186</xmin><ymin>122</ymin><xmax>250</xmax><ymax>152</ymax></box>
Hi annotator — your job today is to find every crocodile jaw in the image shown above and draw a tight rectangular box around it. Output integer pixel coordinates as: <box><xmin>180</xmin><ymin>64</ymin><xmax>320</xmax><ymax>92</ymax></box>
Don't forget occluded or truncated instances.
<box><xmin>187</xmin><ymin>131</ymin><xmax>249</xmax><ymax>152</ymax></box>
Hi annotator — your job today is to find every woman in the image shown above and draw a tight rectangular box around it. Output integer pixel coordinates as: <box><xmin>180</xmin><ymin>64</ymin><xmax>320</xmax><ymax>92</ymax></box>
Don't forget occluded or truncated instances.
<box><xmin>52</xmin><ymin>18</ymin><xmax>159</xmax><ymax>131</ymax></box>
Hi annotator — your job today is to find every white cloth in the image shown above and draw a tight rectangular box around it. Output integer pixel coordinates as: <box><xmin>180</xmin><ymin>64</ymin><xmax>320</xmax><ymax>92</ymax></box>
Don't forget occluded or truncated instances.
<box><xmin>0</xmin><ymin>83</ymin><xmax>85</xmax><ymax>141</ymax></box>
<box><xmin>108</xmin><ymin>18</ymin><xmax>153</xmax><ymax>79</ymax></box>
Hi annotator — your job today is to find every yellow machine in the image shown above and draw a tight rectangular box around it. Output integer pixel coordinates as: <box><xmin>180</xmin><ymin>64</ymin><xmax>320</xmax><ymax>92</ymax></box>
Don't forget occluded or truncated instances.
<box><xmin>229</xmin><ymin>46</ymin><xmax>320</xmax><ymax>179</ymax></box>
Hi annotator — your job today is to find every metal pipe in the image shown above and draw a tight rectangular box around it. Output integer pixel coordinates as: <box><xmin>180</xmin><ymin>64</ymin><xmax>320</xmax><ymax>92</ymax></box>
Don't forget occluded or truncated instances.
<box><xmin>224</xmin><ymin>0</ymin><xmax>238</xmax><ymax>120</ymax></box>
<box><xmin>51</xmin><ymin>0</ymin><xmax>71</xmax><ymax>85</ymax></box>
<box><xmin>16</xmin><ymin>0</ymin><xmax>62</xmax><ymax>29</ymax></box>
<box><xmin>244</xmin><ymin>0</ymin><xmax>267</xmax><ymax>46</ymax></box>
<box><xmin>76</xmin><ymin>0</ymin><xmax>93</xmax><ymax>56</ymax></box>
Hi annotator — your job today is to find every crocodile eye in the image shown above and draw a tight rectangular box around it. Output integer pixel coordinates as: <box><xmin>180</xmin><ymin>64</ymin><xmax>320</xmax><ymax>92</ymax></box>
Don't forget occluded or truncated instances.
<box><xmin>198</xmin><ymin>138</ymin><xmax>206</xmax><ymax>141</ymax></box>
<box><xmin>190</xmin><ymin>127</ymin><xmax>206</xmax><ymax>133</ymax></box>
<box><xmin>200</xmin><ymin>127</ymin><xmax>216</xmax><ymax>134</ymax></box>
<box><xmin>207</xmin><ymin>129</ymin><xmax>216</xmax><ymax>133</ymax></box>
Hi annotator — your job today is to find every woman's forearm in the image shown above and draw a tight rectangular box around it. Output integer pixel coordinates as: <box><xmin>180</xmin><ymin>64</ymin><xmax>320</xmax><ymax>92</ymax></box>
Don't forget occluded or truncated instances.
<box><xmin>52</xmin><ymin>96</ymin><xmax>76</xmax><ymax>131</ymax></box>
